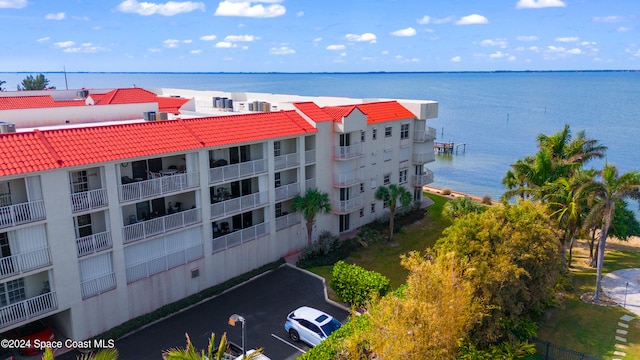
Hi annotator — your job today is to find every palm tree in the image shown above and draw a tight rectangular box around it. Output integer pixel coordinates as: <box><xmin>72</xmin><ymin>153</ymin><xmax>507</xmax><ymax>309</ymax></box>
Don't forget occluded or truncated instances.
<box><xmin>291</xmin><ymin>188</ymin><xmax>331</xmax><ymax>246</ymax></box>
<box><xmin>442</xmin><ymin>196</ymin><xmax>485</xmax><ymax>221</ymax></box>
<box><xmin>163</xmin><ymin>332</ymin><xmax>263</xmax><ymax>360</ymax></box>
<box><xmin>0</xmin><ymin>79</ymin><xmax>6</xmax><ymax>91</ymax></box>
<box><xmin>375</xmin><ymin>184</ymin><xmax>412</xmax><ymax>242</ymax></box>
<box><xmin>42</xmin><ymin>347</ymin><xmax>119</xmax><ymax>359</ymax></box>
<box><xmin>537</xmin><ymin>124</ymin><xmax>607</xmax><ymax>166</ymax></box>
<box><xmin>580</xmin><ymin>164</ymin><xmax>640</xmax><ymax>302</ymax></box>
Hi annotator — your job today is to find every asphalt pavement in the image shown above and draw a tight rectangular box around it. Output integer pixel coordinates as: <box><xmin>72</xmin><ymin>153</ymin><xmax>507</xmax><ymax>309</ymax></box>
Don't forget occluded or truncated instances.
<box><xmin>57</xmin><ymin>264</ymin><xmax>349</xmax><ymax>360</ymax></box>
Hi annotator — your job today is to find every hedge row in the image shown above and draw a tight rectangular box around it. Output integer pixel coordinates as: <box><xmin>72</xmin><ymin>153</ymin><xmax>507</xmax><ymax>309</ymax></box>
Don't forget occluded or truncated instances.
<box><xmin>330</xmin><ymin>261</ymin><xmax>391</xmax><ymax>307</ymax></box>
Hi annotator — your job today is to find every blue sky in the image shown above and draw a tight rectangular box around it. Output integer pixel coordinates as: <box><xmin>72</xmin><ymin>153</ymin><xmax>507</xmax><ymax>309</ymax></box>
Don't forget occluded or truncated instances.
<box><xmin>1</xmin><ymin>0</ymin><xmax>639</xmax><ymax>72</ymax></box>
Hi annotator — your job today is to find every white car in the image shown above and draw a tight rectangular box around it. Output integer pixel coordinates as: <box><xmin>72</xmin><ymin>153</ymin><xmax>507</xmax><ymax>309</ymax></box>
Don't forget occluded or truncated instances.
<box><xmin>284</xmin><ymin>306</ymin><xmax>342</xmax><ymax>347</ymax></box>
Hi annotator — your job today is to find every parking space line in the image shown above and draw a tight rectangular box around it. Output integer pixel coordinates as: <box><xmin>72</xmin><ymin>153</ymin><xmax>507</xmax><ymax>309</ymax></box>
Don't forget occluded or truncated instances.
<box><xmin>270</xmin><ymin>333</ymin><xmax>307</xmax><ymax>354</ymax></box>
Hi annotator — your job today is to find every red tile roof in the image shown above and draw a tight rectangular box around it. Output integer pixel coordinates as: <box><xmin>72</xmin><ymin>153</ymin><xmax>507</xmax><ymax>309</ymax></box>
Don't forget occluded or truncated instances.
<box><xmin>0</xmin><ymin>96</ymin><xmax>57</xmax><ymax>110</ymax></box>
<box><xmin>293</xmin><ymin>102</ymin><xmax>334</xmax><ymax>123</ymax></box>
<box><xmin>321</xmin><ymin>101</ymin><xmax>415</xmax><ymax>124</ymax></box>
<box><xmin>0</xmin><ymin>110</ymin><xmax>317</xmax><ymax>176</ymax></box>
<box><xmin>323</xmin><ymin>105</ymin><xmax>356</xmax><ymax>121</ymax></box>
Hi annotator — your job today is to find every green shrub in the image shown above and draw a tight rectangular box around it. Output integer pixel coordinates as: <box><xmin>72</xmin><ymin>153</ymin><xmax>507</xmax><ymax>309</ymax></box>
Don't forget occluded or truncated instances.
<box><xmin>482</xmin><ymin>194</ymin><xmax>493</xmax><ymax>205</ymax></box>
<box><xmin>441</xmin><ymin>188</ymin><xmax>452</xmax><ymax>195</ymax></box>
<box><xmin>330</xmin><ymin>261</ymin><xmax>391</xmax><ymax>307</ymax></box>
<box><xmin>299</xmin><ymin>313</ymin><xmax>371</xmax><ymax>360</ymax></box>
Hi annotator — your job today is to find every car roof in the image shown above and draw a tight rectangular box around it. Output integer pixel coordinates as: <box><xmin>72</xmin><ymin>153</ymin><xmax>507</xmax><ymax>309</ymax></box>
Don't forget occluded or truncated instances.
<box><xmin>292</xmin><ymin>306</ymin><xmax>334</xmax><ymax>326</ymax></box>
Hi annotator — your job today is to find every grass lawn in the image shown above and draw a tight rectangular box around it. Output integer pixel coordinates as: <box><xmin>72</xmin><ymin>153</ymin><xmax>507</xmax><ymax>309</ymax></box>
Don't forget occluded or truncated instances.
<box><xmin>304</xmin><ymin>192</ymin><xmax>640</xmax><ymax>359</ymax></box>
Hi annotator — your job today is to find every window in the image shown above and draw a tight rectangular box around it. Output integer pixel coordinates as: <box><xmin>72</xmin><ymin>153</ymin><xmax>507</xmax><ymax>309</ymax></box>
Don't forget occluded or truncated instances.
<box><xmin>400</xmin><ymin>123</ymin><xmax>410</xmax><ymax>139</ymax></box>
<box><xmin>359</xmin><ymin>208</ymin><xmax>364</xmax><ymax>217</ymax></box>
<box><xmin>371</xmin><ymin>178</ymin><xmax>377</xmax><ymax>189</ymax></box>
<box><xmin>0</xmin><ymin>278</ymin><xmax>25</xmax><ymax>306</ymax></box>
<box><xmin>371</xmin><ymin>151</ymin><xmax>377</xmax><ymax>165</ymax></box>
<box><xmin>274</xmin><ymin>141</ymin><xmax>281</xmax><ymax>157</ymax></box>
<box><xmin>75</xmin><ymin>214</ymin><xmax>93</xmax><ymax>238</ymax></box>
<box><xmin>399</xmin><ymin>169</ymin><xmax>408</xmax><ymax>184</ymax></box>
<box><xmin>275</xmin><ymin>203</ymin><xmax>282</xmax><ymax>217</ymax></box>
<box><xmin>70</xmin><ymin>170</ymin><xmax>88</xmax><ymax>194</ymax></box>
<box><xmin>360</xmin><ymin>183</ymin><xmax>364</xmax><ymax>193</ymax></box>
<box><xmin>372</xmin><ymin>128</ymin><xmax>377</xmax><ymax>140</ymax></box>
<box><xmin>361</xmin><ymin>131</ymin><xmax>366</xmax><ymax>142</ymax></box>
<box><xmin>371</xmin><ymin>203</ymin><xmax>376</xmax><ymax>213</ymax></box>
<box><xmin>275</xmin><ymin>172</ymin><xmax>281</xmax><ymax>188</ymax></box>
<box><xmin>384</xmin><ymin>149</ymin><xmax>392</xmax><ymax>162</ymax></box>
<box><xmin>383</xmin><ymin>201</ymin><xmax>389</xmax><ymax>208</ymax></box>
<box><xmin>399</xmin><ymin>146</ymin><xmax>410</xmax><ymax>162</ymax></box>
<box><xmin>385</xmin><ymin>126</ymin><xmax>392</xmax><ymax>137</ymax></box>
<box><xmin>384</xmin><ymin>174</ymin><xmax>391</xmax><ymax>185</ymax></box>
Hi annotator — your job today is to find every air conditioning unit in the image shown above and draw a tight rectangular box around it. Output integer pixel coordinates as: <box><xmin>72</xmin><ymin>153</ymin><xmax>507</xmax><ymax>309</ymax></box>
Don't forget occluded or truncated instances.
<box><xmin>158</xmin><ymin>112</ymin><xmax>168</xmax><ymax>120</ymax></box>
<box><xmin>76</xmin><ymin>89</ymin><xmax>89</xmax><ymax>99</ymax></box>
<box><xmin>0</xmin><ymin>122</ymin><xmax>16</xmax><ymax>133</ymax></box>
<box><xmin>143</xmin><ymin>111</ymin><xmax>157</xmax><ymax>121</ymax></box>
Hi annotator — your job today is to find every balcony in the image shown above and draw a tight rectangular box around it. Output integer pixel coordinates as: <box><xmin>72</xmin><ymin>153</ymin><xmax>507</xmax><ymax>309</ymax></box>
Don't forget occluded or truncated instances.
<box><xmin>212</xmin><ymin>222</ymin><xmax>269</xmax><ymax>254</ymax></box>
<box><xmin>210</xmin><ymin>191</ymin><xmax>268</xmax><ymax>220</ymax></box>
<box><xmin>412</xmin><ymin>151</ymin><xmax>436</xmax><ymax>165</ymax></box>
<box><xmin>412</xmin><ymin>170</ymin><xmax>435</xmax><ymax>187</ymax></box>
<box><xmin>276</xmin><ymin>212</ymin><xmax>301</xmax><ymax>231</ymax></box>
<box><xmin>275</xmin><ymin>183</ymin><xmax>300</xmax><ymax>202</ymax></box>
<box><xmin>122</xmin><ymin>208</ymin><xmax>201</xmax><ymax>244</ymax></box>
<box><xmin>334</xmin><ymin>171</ymin><xmax>363</xmax><ymax>187</ymax></box>
<box><xmin>274</xmin><ymin>153</ymin><xmax>300</xmax><ymax>170</ymax></box>
<box><xmin>126</xmin><ymin>244</ymin><xmax>203</xmax><ymax>283</ymax></box>
<box><xmin>71</xmin><ymin>188</ymin><xmax>108</xmax><ymax>213</ymax></box>
<box><xmin>305</xmin><ymin>178</ymin><xmax>316</xmax><ymax>190</ymax></box>
<box><xmin>334</xmin><ymin>144</ymin><xmax>363</xmax><ymax>160</ymax></box>
<box><xmin>0</xmin><ymin>247</ymin><xmax>51</xmax><ymax>280</ymax></box>
<box><xmin>0</xmin><ymin>200</ymin><xmax>46</xmax><ymax>229</ymax></box>
<box><xmin>81</xmin><ymin>272</ymin><xmax>116</xmax><ymax>299</ymax></box>
<box><xmin>414</xmin><ymin>127</ymin><xmax>437</xmax><ymax>142</ymax></box>
<box><xmin>209</xmin><ymin>159</ymin><xmax>267</xmax><ymax>185</ymax></box>
<box><xmin>76</xmin><ymin>231</ymin><xmax>113</xmax><ymax>257</ymax></box>
<box><xmin>305</xmin><ymin>150</ymin><xmax>316</xmax><ymax>164</ymax></box>
<box><xmin>119</xmin><ymin>172</ymin><xmax>200</xmax><ymax>203</ymax></box>
<box><xmin>332</xmin><ymin>196</ymin><xmax>364</xmax><ymax>214</ymax></box>
<box><xmin>0</xmin><ymin>292</ymin><xmax>58</xmax><ymax>328</ymax></box>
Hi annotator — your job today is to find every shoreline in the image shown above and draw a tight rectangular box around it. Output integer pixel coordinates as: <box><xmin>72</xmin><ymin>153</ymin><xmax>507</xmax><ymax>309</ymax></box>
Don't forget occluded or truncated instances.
<box><xmin>422</xmin><ymin>185</ymin><xmax>500</xmax><ymax>205</ymax></box>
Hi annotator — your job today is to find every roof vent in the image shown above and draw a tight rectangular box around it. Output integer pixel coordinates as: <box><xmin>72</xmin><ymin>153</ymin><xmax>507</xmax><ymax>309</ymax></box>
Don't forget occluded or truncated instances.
<box><xmin>143</xmin><ymin>111</ymin><xmax>157</xmax><ymax>121</ymax></box>
<box><xmin>0</xmin><ymin>122</ymin><xmax>16</xmax><ymax>133</ymax></box>
<box><xmin>76</xmin><ymin>89</ymin><xmax>89</xmax><ymax>99</ymax></box>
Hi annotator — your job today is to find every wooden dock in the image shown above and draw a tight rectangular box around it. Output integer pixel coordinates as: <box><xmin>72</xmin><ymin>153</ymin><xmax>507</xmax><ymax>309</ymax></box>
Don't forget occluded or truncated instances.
<box><xmin>434</xmin><ymin>142</ymin><xmax>466</xmax><ymax>154</ymax></box>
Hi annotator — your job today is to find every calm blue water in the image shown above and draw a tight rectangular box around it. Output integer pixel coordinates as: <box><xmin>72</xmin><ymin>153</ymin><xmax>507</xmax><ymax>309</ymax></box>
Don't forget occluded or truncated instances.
<box><xmin>2</xmin><ymin>71</ymin><xmax>639</xmax><ymax>201</ymax></box>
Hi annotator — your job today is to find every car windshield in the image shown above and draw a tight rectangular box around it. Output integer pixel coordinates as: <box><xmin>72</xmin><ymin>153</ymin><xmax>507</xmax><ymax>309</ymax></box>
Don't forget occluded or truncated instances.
<box><xmin>320</xmin><ymin>317</ymin><xmax>341</xmax><ymax>337</ymax></box>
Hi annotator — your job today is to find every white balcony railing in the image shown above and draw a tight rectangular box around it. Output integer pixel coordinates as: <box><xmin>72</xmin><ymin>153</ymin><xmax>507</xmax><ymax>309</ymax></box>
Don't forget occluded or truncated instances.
<box><xmin>334</xmin><ymin>144</ymin><xmax>363</xmax><ymax>160</ymax></box>
<box><xmin>412</xmin><ymin>151</ymin><xmax>436</xmax><ymax>164</ymax></box>
<box><xmin>212</xmin><ymin>222</ymin><xmax>269</xmax><ymax>254</ymax></box>
<box><xmin>414</xmin><ymin>127</ymin><xmax>437</xmax><ymax>142</ymax></box>
<box><xmin>0</xmin><ymin>292</ymin><xmax>58</xmax><ymax>328</ymax></box>
<box><xmin>305</xmin><ymin>178</ymin><xmax>316</xmax><ymax>190</ymax></box>
<box><xmin>412</xmin><ymin>170</ymin><xmax>435</xmax><ymax>187</ymax></box>
<box><xmin>209</xmin><ymin>159</ymin><xmax>267</xmax><ymax>184</ymax></box>
<box><xmin>0</xmin><ymin>200</ymin><xmax>46</xmax><ymax>229</ymax></box>
<box><xmin>275</xmin><ymin>182</ymin><xmax>300</xmax><ymax>202</ymax></box>
<box><xmin>334</xmin><ymin>171</ymin><xmax>363</xmax><ymax>187</ymax></box>
<box><xmin>210</xmin><ymin>191</ymin><xmax>268</xmax><ymax>219</ymax></box>
<box><xmin>118</xmin><ymin>172</ymin><xmax>200</xmax><ymax>203</ymax></box>
<box><xmin>276</xmin><ymin>212</ymin><xmax>301</xmax><ymax>231</ymax></box>
<box><xmin>0</xmin><ymin>247</ymin><xmax>51</xmax><ymax>280</ymax></box>
<box><xmin>332</xmin><ymin>196</ymin><xmax>364</xmax><ymax>214</ymax></box>
<box><xmin>70</xmin><ymin>188</ymin><xmax>108</xmax><ymax>213</ymax></box>
<box><xmin>81</xmin><ymin>272</ymin><xmax>116</xmax><ymax>299</ymax></box>
<box><xmin>274</xmin><ymin>153</ymin><xmax>300</xmax><ymax>170</ymax></box>
<box><xmin>122</xmin><ymin>208</ymin><xmax>201</xmax><ymax>244</ymax></box>
<box><xmin>76</xmin><ymin>231</ymin><xmax>113</xmax><ymax>257</ymax></box>
<box><xmin>305</xmin><ymin>150</ymin><xmax>316</xmax><ymax>164</ymax></box>
<box><xmin>125</xmin><ymin>244</ymin><xmax>203</xmax><ymax>284</ymax></box>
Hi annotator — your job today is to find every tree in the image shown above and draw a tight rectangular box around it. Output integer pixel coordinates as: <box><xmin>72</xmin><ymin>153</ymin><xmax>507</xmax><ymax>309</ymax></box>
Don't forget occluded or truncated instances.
<box><xmin>580</xmin><ymin>163</ymin><xmax>640</xmax><ymax>302</ymax></box>
<box><xmin>0</xmin><ymin>79</ymin><xmax>5</xmax><ymax>91</ymax></box>
<box><xmin>374</xmin><ymin>184</ymin><xmax>412</xmax><ymax>242</ymax></box>
<box><xmin>442</xmin><ymin>196</ymin><xmax>486</xmax><ymax>221</ymax></box>
<box><xmin>292</xmin><ymin>188</ymin><xmax>331</xmax><ymax>246</ymax></box>
<box><xmin>17</xmin><ymin>73</ymin><xmax>55</xmax><ymax>90</ymax></box>
<box><xmin>162</xmin><ymin>332</ymin><xmax>263</xmax><ymax>360</ymax></box>
<box><xmin>42</xmin><ymin>347</ymin><xmax>119</xmax><ymax>359</ymax></box>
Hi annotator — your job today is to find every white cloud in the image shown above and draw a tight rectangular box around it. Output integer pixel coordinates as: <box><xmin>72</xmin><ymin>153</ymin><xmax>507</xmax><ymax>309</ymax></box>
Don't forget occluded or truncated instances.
<box><xmin>381</xmin><ymin>50</ymin><xmax>389</xmax><ymax>55</ymax></box>
<box><xmin>547</xmin><ymin>45</ymin><xmax>566</xmax><ymax>52</ymax></box>
<box><xmin>164</xmin><ymin>39</ymin><xmax>180</xmax><ymax>48</ymax></box>
<box><xmin>489</xmin><ymin>51</ymin><xmax>508</xmax><ymax>59</ymax></box>
<box><xmin>618</xmin><ymin>27</ymin><xmax>633</xmax><ymax>32</ymax></box>
<box><xmin>567</xmin><ymin>48</ymin><xmax>582</xmax><ymax>54</ymax></box>
<box><xmin>72</xmin><ymin>16</ymin><xmax>90</xmax><ymax>21</ymax></box>
<box><xmin>63</xmin><ymin>43</ymin><xmax>107</xmax><ymax>53</ymax></box>
<box><xmin>183</xmin><ymin>39</ymin><xmax>192</xmax><ymax>44</ymax></box>
<box><xmin>0</xmin><ymin>0</ymin><xmax>26</xmax><ymax>8</ymax></box>
<box><xmin>581</xmin><ymin>41</ymin><xmax>596</xmax><ymax>46</ymax></box>
<box><xmin>45</xmin><ymin>12</ymin><xmax>65</xmax><ymax>20</ymax></box>
<box><xmin>313</xmin><ymin>37</ymin><xmax>322</xmax><ymax>42</ymax></box>
<box><xmin>517</xmin><ymin>35</ymin><xmax>538</xmax><ymax>41</ymax></box>
<box><xmin>148</xmin><ymin>48</ymin><xmax>162</xmax><ymax>53</ymax></box>
<box><xmin>215</xmin><ymin>41</ymin><xmax>236</xmax><ymax>48</ymax></box>
<box><xmin>516</xmin><ymin>0</ymin><xmax>566</xmax><ymax>9</ymax></box>
<box><xmin>345</xmin><ymin>33</ymin><xmax>377</xmax><ymax>43</ymax></box>
<box><xmin>455</xmin><ymin>14</ymin><xmax>488</xmax><ymax>25</ymax></box>
<box><xmin>214</xmin><ymin>0</ymin><xmax>285</xmax><ymax>18</ymax></box>
<box><xmin>417</xmin><ymin>15</ymin><xmax>430</xmax><ymax>25</ymax></box>
<box><xmin>529</xmin><ymin>46</ymin><xmax>540</xmax><ymax>52</ymax></box>
<box><xmin>432</xmin><ymin>16</ymin><xmax>455</xmax><ymax>24</ymax></box>
<box><xmin>555</xmin><ymin>36</ymin><xmax>579</xmax><ymax>42</ymax></box>
<box><xmin>191</xmin><ymin>49</ymin><xmax>202</xmax><ymax>54</ymax></box>
<box><xmin>37</xmin><ymin>37</ymin><xmax>51</xmax><ymax>43</ymax></box>
<box><xmin>200</xmin><ymin>34</ymin><xmax>217</xmax><ymax>41</ymax></box>
<box><xmin>224</xmin><ymin>34</ymin><xmax>259</xmax><ymax>42</ymax></box>
<box><xmin>480</xmin><ymin>38</ymin><xmax>508</xmax><ymax>48</ymax></box>
<box><xmin>54</xmin><ymin>41</ymin><xmax>75</xmax><ymax>48</ymax></box>
<box><xmin>117</xmin><ymin>0</ymin><xmax>205</xmax><ymax>16</ymax></box>
<box><xmin>390</xmin><ymin>27</ymin><xmax>416</xmax><ymax>37</ymax></box>
<box><xmin>270</xmin><ymin>46</ymin><xmax>295</xmax><ymax>55</ymax></box>
<box><xmin>593</xmin><ymin>15</ymin><xmax>630</xmax><ymax>23</ymax></box>
<box><xmin>451</xmin><ymin>56</ymin><xmax>462</xmax><ymax>62</ymax></box>
<box><xmin>326</xmin><ymin>44</ymin><xmax>345</xmax><ymax>51</ymax></box>
<box><xmin>296</xmin><ymin>11</ymin><xmax>303</xmax><ymax>16</ymax></box>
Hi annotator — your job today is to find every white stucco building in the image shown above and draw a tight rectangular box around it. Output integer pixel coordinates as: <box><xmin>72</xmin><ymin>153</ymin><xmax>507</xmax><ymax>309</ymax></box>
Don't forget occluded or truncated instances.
<box><xmin>0</xmin><ymin>87</ymin><xmax>437</xmax><ymax>341</ymax></box>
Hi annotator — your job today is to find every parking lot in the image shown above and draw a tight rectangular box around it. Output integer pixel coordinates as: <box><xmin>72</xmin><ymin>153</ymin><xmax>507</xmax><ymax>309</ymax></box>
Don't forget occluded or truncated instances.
<box><xmin>57</xmin><ymin>264</ymin><xmax>349</xmax><ymax>360</ymax></box>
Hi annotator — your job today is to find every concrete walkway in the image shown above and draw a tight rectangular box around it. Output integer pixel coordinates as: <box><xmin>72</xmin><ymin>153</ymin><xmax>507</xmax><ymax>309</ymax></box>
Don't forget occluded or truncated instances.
<box><xmin>601</xmin><ymin>268</ymin><xmax>640</xmax><ymax>317</ymax></box>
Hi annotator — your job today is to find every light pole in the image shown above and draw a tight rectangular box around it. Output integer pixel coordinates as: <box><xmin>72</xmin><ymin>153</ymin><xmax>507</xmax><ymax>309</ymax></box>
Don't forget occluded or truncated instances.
<box><xmin>229</xmin><ymin>314</ymin><xmax>246</xmax><ymax>360</ymax></box>
<box><xmin>624</xmin><ymin>282</ymin><xmax>629</xmax><ymax>309</ymax></box>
